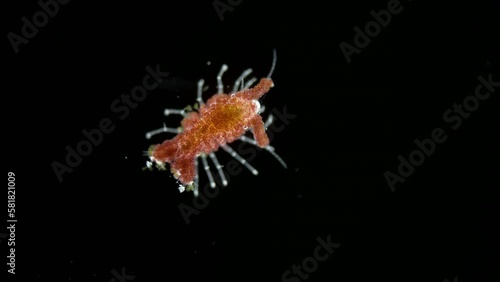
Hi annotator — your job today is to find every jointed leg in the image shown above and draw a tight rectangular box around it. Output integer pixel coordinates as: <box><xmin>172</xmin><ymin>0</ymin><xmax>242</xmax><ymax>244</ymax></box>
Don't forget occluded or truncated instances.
<box><xmin>164</xmin><ymin>108</ymin><xmax>186</xmax><ymax>117</ymax></box>
<box><xmin>232</xmin><ymin>69</ymin><xmax>253</xmax><ymax>93</ymax></box>
<box><xmin>209</xmin><ymin>152</ymin><xmax>228</xmax><ymax>186</ymax></box>
<box><xmin>217</xmin><ymin>64</ymin><xmax>228</xmax><ymax>94</ymax></box>
<box><xmin>221</xmin><ymin>144</ymin><xmax>258</xmax><ymax>175</ymax></box>
<box><xmin>244</xmin><ymin>77</ymin><xmax>257</xmax><ymax>89</ymax></box>
<box><xmin>193</xmin><ymin>158</ymin><xmax>199</xmax><ymax>196</ymax></box>
<box><xmin>145</xmin><ymin>123</ymin><xmax>182</xmax><ymax>139</ymax></box>
<box><xmin>197</xmin><ymin>79</ymin><xmax>205</xmax><ymax>105</ymax></box>
<box><xmin>200</xmin><ymin>154</ymin><xmax>216</xmax><ymax>188</ymax></box>
<box><xmin>264</xmin><ymin>114</ymin><xmax>273</xmax><ymax>128</ymax></box>
<box><xmin>239</xmin><ymin>135</ymin><xmax>287</xmax><ymax>168</ymax></box>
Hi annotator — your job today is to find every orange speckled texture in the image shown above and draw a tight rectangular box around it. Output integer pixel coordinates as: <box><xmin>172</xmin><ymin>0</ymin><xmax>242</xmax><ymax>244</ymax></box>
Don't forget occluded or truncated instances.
<box><xmin>152</xmin><ymin>78</ymin><xmax>273</xmax><ymax>185</ymax></box>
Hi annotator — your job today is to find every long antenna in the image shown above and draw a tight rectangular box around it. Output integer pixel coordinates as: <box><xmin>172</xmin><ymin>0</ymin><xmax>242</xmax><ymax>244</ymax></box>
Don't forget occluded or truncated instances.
<box><xmin>266</xmin><ymin>48</ymin><xmax>277</xmax><ymax>79</ymax></box>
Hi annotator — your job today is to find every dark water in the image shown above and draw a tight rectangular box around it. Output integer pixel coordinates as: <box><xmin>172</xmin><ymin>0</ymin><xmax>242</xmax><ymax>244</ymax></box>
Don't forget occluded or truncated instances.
<box><xmin>4</xmin><ymin>1</ymin><xmax>499</xmax><ymax>281</ymax></box>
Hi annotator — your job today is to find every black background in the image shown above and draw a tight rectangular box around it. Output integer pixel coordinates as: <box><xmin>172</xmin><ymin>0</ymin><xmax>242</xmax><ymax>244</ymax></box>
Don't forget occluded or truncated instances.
<box><xmin>3</xmin><ymin>0</ymin><xmax>499</xmax><ymax>281</ymax></box>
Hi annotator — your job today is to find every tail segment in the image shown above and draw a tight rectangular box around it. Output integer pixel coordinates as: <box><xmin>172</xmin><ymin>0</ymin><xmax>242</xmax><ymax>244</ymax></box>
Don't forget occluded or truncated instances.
<box><xmin>152</xmin><ymin>138</ymin><xmax>179</xmax><ymax>163</ymax></box>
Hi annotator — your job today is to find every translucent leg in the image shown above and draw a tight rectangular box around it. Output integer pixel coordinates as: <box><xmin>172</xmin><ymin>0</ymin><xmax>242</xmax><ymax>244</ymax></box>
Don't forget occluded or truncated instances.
<box><xmin>201</xmin><ymin>154</ymin><xmax>216</xmax><ymax>188</ymax></box>
<box><xmin>193</xmin><ymin>158</ymin><xmax>199</xmax><ymax>197</ymax></box>
<box><xmin>164</xmin><ymin>108</ymin><xmax>186</xmax><ymax>117</ymax></box>
<box><xmin>209</xmin><ymin>152</ymin><xmax>228</xmax><ymax>186</ymax></box>
<box><xmin>220</xmin><ymin>144</ymin><xmax>258</xmax><ymax>175</ymax></box>
<box><xmin>239</xmin><ymin>135</ymin><xmax>287</xmax><ymax>169</ymax></box>
<box><xmin>217</xmin><ymin>64</ymin><xmax>228</xmax><ymax>94</ymax></box>
<box><xmin>145</xmin><ymin>123</ymin><xmax>181</xmax><ymax>139</ymax></box>
<box><xmin>232</xmin><ymin>69</ymin><xmax>253</xmax><ymax>93</ymax></box>
<box><xmin>197</xmin><ymin>79</ymin><xmax>205</xmax><ymax>105</ymax></box>
<box><xmin>264</xmin><ymin>114</ymin><xmax>274</xmax><ymax>128</ymax></box>
<box><xmin>267</xmin><ymin>48</ymin><xmax>277</xmax><ymax>79</ymax></box>
<box><xmin>244</xmin><ymin>77</ymin><xmax>257</xmax><ymax>89</ymax></box>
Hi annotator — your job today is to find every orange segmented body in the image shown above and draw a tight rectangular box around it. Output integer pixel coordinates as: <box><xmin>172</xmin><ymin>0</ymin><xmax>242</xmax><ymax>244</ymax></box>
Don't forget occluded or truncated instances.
<box><xmin>151</xmin><ymin>78</ymin><xmax>273</xmax><ymax>186</ymax></box>
<box><xmin>145</xmin><ymin>50</ymin><xmax>286</xmax><ymax>196</ymax></box>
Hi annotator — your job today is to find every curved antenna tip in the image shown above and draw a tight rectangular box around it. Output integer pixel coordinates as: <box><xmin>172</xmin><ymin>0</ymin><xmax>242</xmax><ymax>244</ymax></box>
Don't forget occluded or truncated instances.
<box><xmin>267</xmin><ymin>49</ymin><xmax>277</xmax><ymax>79</ymax></box>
